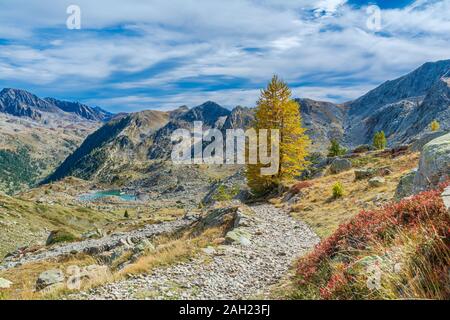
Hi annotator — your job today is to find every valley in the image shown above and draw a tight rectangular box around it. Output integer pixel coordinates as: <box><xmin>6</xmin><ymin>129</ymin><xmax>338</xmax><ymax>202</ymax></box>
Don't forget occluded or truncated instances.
<box><xmin>0</xmin><ymin>59</ymin><xmax>449</xmax><ymax>300</ymax></box>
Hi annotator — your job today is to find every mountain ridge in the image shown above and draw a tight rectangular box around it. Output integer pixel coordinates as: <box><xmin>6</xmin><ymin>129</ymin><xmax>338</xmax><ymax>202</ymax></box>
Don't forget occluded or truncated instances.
<box><xmin>0</xmin><ymin>88</ymin><xmax>114</xmax><ymax>122</ymax></box>
<box><xmin>4</xmin><ymin>58</ymin><xmax>450</xmax><ymax>187</ymax></box>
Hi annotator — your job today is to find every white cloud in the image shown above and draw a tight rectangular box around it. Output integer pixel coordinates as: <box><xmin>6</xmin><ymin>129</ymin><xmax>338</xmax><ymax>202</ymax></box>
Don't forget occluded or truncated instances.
<box><xmin>0</xmin><ymin>0</ymin><xmax>448</xmax><ymax>111</ymax></box>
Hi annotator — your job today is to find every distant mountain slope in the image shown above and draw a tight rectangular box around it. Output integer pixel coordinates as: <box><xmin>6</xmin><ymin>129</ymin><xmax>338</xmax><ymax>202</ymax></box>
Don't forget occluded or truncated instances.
<box><xmin>0</xmin><ymin>112</ymin><xmax>98</xmax><ymax>194</ymax></box>
<box><xmin>40</xmin><ymin>58</ymin><xmax>450</xmax><ymax>188</ymax></box>
<box><xmin>44</xmin><ymin>98</ymin><xmax>348</xmax><ymax>184</ymax></box>
<box><xmin>44</xmin><ymin>98</ymin><xmax>114</xmax><ymax>122</ymax></box>
<box><xmin>296</xmin><ymin>98</ymin><xmax>346</xmax><ymax>152</ymax></box>
<box><xmin>0</xmin><ymin>88</ymin><xmax>58</xmax><ymax>120</ymax></box>
<box><xmin>347</xmin><ymin>60</ymin><xmax>450</xmax><ymax>118</ymax></box>
<box><xmin>344</xmin><ymin>59</ymin><xmax>450</xmax><ymax>146</ymax></box>
<box><xmin>148</xmin><ymin>102</ymin><xmax>231</xmax><ymax>159</ymax></box>
<box><xmin>0</xmin><ymin>88</ymin><xmax>114</xmax><ymax>122</ymax></box>
<box><xmin>43</xmin><ymin>110</ymin><xmax>172</xmax><ymax>183</ymax></box>
<box><xmin>222</xmin><ymin>106</ymin><xmax>254</xmax><ymax>130</ymax></box>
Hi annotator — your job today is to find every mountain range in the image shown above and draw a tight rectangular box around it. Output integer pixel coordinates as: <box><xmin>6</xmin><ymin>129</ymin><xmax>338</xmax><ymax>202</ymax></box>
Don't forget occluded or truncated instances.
<box><xmin>0</xmin><ymin>59</ymin><xmax>449</xmax><ymax>190</ymax></box>
<box><xmin>0</xmin><ymin>88</ymin><xmax>113</xmax><ymax>123</ymax></box>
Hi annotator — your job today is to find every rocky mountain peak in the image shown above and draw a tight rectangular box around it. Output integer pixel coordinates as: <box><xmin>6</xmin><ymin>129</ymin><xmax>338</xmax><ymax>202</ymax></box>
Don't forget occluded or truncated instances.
<box><xmin>44</xmin><ymin>97</ymin><xmax>113</xmax><ymax>122</ymax></box>
<box><xmin>0</xmin><ymin>88</ymin><xmax>56</xmax><ymax>120</ymax></box>
<box><xmin>348</xmin><ymin>59</ymin><xmax>450</xmax><ymax>119</ymax></box>
<box><xmin>180</xmin><ymin>101</ymin><xmax>231</xmax><ymax>126</ymax></box>
<box><xmin>344</xmin><ymin>59</ymin><xmax>450</xmax><ymax>146</ymax></box>
<box><xmin>0</xmin><ymin>88</ymin><xmax>114</xmax><ymax>122</ymax></box>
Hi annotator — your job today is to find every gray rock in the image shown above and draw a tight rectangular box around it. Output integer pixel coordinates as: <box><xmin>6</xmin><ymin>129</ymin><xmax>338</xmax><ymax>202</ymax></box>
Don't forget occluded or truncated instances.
<box><xmin>201</xmin><ymin>246</ymin><xmax>217</xmax><ymax>255</ymax></box>
<box><xmin>36</xmin><ymin>269</ymin><xmax>65</xmax><ymax>291</ymax></box>
<box><xmin>411</xmin><ymin>131</ymin><xmax>448</xmax><ymax>152</ymax></box>
<box><xmin>442</xmin><ymin>187</ymin><xmax>450</xmax><ymax>211</ymax></box>
<box><xmin>0</xmin><ymin>277</ymin><xmax>13</xmax><ymax>289</ymax></box>
<box><xmin>369</xmin><ymin>177</ymin><xmax>386</xmax><ymax>188</ymax></box>
<box><xmin>133</xmin><ymin>239</ymin><xmax>156</xmax><ymax>254</ymax></box>
<box><xmin>355</xmin><ymin>168</ymin><xmax>376</xmax><ymax>180</ymax></box>
<box><xmin>81</xmin><ymin>229</ymin><xmax>104</xmax><ymax>240</ymax></box>
<box><xmin>413</xmin><ymin>133</ymin><xmax>450</xmax><ymax>193</ymax></box>
<box><xmin>225</xmin><ymin>229</ymin><xmax>252</xmax><ymax>246</ymax></box>
<box><xmin>395</xmin><ymin>169</ymin><xmax>417</xmax><ymax>199</ymax></box>
<box><xmin>287</xmin><ymin>194</ymin><xmax>302</xmax><ymax>205</ymax></box>
<box><xmin>192</xmin><ymin>207</ymin><xmax>239</xmax><ymax>236</ymax></box>
<box><xmin>330</xmin><ymin>158</ymin><xmax>352</xmax><ymax>174</ymax></box>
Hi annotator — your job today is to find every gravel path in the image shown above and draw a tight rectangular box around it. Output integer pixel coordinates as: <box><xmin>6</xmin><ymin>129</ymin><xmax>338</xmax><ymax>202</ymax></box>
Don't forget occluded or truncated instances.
<box><xmin>72</xmin><ymin>204</ymin><xmax>319</xmax><ymax>300</ymax></box>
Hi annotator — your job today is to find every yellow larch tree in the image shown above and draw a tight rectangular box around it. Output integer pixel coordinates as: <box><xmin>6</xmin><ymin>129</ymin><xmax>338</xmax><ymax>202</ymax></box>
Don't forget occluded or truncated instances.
<box><xmin>246</xmin><ymin>75</ymin><xmax>310</xmax><ymax>194</ymax></box>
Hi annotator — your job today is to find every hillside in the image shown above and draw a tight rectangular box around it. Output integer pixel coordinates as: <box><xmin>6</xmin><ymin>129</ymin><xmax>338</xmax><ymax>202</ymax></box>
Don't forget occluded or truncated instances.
<box><xmin>0</xmin><ymin>88</ymin><xmax>113</xmax><ymax>122</ymax></box>
<box><xmin>43</xmin><ymin>110</ymin><xmax>171</xmax><ymax>184</ymax></box>
<box><xmin>0</xmin><ymin>113</ymin><xmax>98</xmax><ymax>194</ymax></box>
<box><xmin>344</xmin><ymin>59</ymin><xmax>450</xmax><ymax>146</ymax></box>
<box><xmin>41</xmin><ymin>59</ymin><xmax>450</xmax><ymax>190</ymax></box>
<box><xmin>0</xmin><ymin>89</ymin><xmax>113</xmax><ymax>193</ymax></box>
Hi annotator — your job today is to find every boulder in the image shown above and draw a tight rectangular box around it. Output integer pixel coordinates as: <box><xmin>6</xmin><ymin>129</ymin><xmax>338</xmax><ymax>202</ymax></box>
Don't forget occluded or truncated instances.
<box><xmin>355</xmin><ymin>168</ymin><xmax>376</xmax><ymax>180</ymax></box>
<box><xmin>225</xmin><ymin>228</ymin><xmax>252</xmax><ymax>246</ymax></box>
<box><xmin>369</xmin><ymin>177</ymin><xmax>386</xmax><ymax>188</ymax></box>
<box><xmin>81</xmin><ymin>229</ymin><xmax>104</xmax><ymax>240</ymax></box>
<box><xmin>330</xmin><ymin>158</ymin><xmax>352</xmax><ymax>174</ymax></box>
<box><xmin>413</xmin><ymin>133</ymin><xmax>450</xmax><ymax>193</ymax></box>
<box><xmin>0</xmin><ymin>278</ymin><xmax>13</xmax><ymax>289</ymax></box>
<box><xmin>411</xmin><ymin>131</ymin><xmax>448</xmax><ymax>152</ymax></box>
<box><xmin>132</xmin><ymin>239</ymin><xmax>156</xmax><ymax>254</ymax></box>
<box><xmin>441</xmin><ymin>187</ymin><xmax>450</xmax><ymax>211</ymax></box>
<box><xmin>97</xmin><ymin>248</ymin><xmax>124</xmax><ymax>265</ymax></box>
<box><xmin>36</xmin><ymin>269</ymin><xmax>65</xmax><ymax>291</ymax></box>
<box><xmin>201</xmin><ymin>246</ymin><xmax>217</xmax><ymax>255</ymax></box>
<box><xmin>192</xmin><ymin>206</ymin><xmax>240</xmax><ymax>236</ymax></box>
<box><xmin>395</xmin><ymin>169</ymin><xmax>417</xmax><ymax>199</ymax></box>
<box><xmin>213</xmin><ymin>237</ymin><xmax>226</xmax><ymax>245</ymax></box>
<box><xmin>66</xmin><ymin>265</ymin><xmax>110</xmax><ymax>290</ymax></box>
<box><xmin>46</xmin><ymin>230</ymin><xmax>77</xmax><ymax>246</ymax></box>
<box><xmin>80</xmin><ymin>265</ymin><xmax>110</xmax><ymax>282</ymax></box>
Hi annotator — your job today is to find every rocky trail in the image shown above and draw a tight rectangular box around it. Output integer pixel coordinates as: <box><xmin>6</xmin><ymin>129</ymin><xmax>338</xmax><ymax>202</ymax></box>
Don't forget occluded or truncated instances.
<box><xmin>0</xmin><ymin>216</ymin><xmax>197</xmax><ymax>271</ymax></box>
<box><xmin>71</xmin><ymin>204</ymin><xmax>319</xmax><ymax>300</ymax></box>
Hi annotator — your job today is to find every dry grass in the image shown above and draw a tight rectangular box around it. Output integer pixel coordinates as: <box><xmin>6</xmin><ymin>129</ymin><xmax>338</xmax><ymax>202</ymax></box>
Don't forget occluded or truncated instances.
<box><xmin>0</xmin><ymin>227</ymin><xmax>222</xmax><ymax>300</ymax></box>
<box><xmin>360</xmin><ymin>227</ymin><xmax>450</xmax><ymax>300</ymax></box>
<box><xmin>0</xmin><ymin>254</ymin><xmax>97</xmax><ymax>300</ymax></box>
<box><xmin>121</xmin><ymin>227</ymin><xmax>222</xmax><ymax>275</ymax></box>
<box><xmin>281</xmin><ymin>152</ymin><xmax>419</xmax><ymax>238</ymax></box>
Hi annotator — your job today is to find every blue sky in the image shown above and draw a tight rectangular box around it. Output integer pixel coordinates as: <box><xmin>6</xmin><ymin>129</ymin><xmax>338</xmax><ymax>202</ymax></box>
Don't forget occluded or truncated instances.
<box><xmin>0</xmin><ymin>0</ymin><xmax>448</xmax><ymax>112</ymax></box>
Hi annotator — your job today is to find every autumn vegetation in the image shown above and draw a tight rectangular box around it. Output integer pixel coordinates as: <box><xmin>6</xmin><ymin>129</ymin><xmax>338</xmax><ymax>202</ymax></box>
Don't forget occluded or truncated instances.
<box><xmin>292</xmin><ymin>183</ymin><xmax>450</xmax><ymax>299</ymax></box>
<box><xmin>246</xmin><ymin>75</ymin><xmax>310</xmax><ymax>195</ymax></box>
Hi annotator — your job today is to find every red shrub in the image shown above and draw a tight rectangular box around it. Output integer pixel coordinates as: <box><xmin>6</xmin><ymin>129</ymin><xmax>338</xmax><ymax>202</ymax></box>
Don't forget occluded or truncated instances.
<box><xmin>297</xmin><ymin>184</ymin><xmax>450</xmax><ymax>288</ymax></box>
<box><xmin>320</xmin><ymin>273</ymin><xmax>349</xmax><ymax>299</ymax></box>
<box><xmin>290</xmin><ymin>181</ymin><xmax>313</xmax><ymax>194</ymax></box>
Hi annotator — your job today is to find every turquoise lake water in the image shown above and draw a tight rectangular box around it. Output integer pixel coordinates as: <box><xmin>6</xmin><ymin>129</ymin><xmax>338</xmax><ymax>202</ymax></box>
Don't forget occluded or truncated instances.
<box><xmin>78</xmin><ymin>190</ymin><xmax>137</xmax><ymax>202</ymax></box>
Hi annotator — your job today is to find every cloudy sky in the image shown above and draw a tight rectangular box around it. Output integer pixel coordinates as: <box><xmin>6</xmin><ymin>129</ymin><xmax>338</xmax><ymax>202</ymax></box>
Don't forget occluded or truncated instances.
<box><xmin>0</xmin><ymin>0</ymin><xmax>449</xmax><ymax>112</ymax></box>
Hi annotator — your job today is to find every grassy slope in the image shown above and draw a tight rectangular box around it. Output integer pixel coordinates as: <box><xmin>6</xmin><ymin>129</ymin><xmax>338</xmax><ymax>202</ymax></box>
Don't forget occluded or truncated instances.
<box><xmin>271</xmin><ymin>151</ymin><xmax>449</xmax><ymax>300</ymax></box>
<box><xmin>0</xmin><ymin>114</ymin><xmax>98</xmax><ymax>194</ymax></box>
<box><xmin>292</xmin><ymin>186</ymin><xmax>449</xmax><ymax>300</ymax></box>
<box><xmin>0</xmin><ymin>193</ymin><xmax>119</xmax><ymax>258</ymax></box>
<box><xmin>272</xmin><ymin>152</ymin><xmax>419</xmax><ymax>238</ymax></box>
